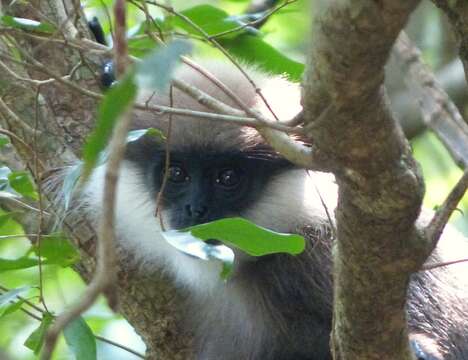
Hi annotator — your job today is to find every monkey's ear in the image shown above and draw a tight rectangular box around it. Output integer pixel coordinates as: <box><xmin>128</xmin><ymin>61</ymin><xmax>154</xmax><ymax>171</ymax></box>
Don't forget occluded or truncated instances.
<box><xmin>410</xmin><ymin>335</ymin><xmax>442</xmax><ymax>360</ymax></box>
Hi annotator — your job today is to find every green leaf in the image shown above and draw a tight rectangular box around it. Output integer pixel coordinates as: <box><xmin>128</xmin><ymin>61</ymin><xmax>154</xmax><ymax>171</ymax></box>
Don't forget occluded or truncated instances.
<box><xmin>219</xmin><ymin>34</ymin><xmax>304</xmax><ymax>81</ymax></box>
<box><xmin>0</xmin><ymin>213</ymin><xmax>13</xmax><ymax>228</ymax></box>
<box><xmin>24</xmin><ymin>313</ymin><xmax>54</xmax><ymax>354</ymax></box>
<box><xmin>32</xmin><ymin>234</ymin><xmax>80</xmax><ymax>267</ymax></box>
<box><xmin>175</xmin><ymin>5</ymin><xmax>246</xmax><ymax>38</ymax></box>
<box><xmin>128</xmin><ymin>36</ymin><xmax>158</xmax><ymax>58</ymax></box>
<box><xmin>82</xmin><ymin>74</ymin><xmax>137</xmax><ymax>179</ymax></box>
<box><xmin>0</xmin><ymin>16</ymin><xmax>55</xmax><ymax>33</ymax></box>
<box><xmin>172</xmin><ymin>4</ymin><xmax>303</xmax><ymax>80</ymax></box>
<box><xmin>0</xmin><ymin>135</ymin><xmax>10</xmax><ymax>148</ymax></box>
<box><xmin>8</xmin><ymin>171</ymin><xmax>38</xmax><ymax>201</ymax></box>
<box><xmin>184</xmin><ymin>217</ymin><xmax>305</xmax><ymax>257</ymax></box>
<box><xmin>0</xmin><ymin>286</ymin><xmax>30</xmax><ymax>307</ymax></box>
<box><xmin>0</xmin><ymin>257</ymin><xmax>40</xmax><ymax>272</ymax></box>
<box><xmin>162</xmin><ymin>230</ymin><xmax>234</xmax><ymax>279</ymax></box>
<box><xmin>64</xmin><ymin>317</ymin><xmax>97</xmax><ymax>360</ymax></box>
<box><xmin>135</xmin><ymin>40</ymin><xmax>192</xmax><ymax>91</ymax></box>
<box><xmin>0</xmin><ymin>298</ymin><xmax>26</xmax><ymax>318</ymax></box>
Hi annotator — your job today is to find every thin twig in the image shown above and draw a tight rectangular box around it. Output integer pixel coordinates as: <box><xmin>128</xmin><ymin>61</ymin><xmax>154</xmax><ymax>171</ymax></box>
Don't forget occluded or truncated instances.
<box><xmin>33</xmin><ymin>86</ymin><xmax>50</xmax><ymax>314</ymax></box>
<box><xmin>155</xmin><ymin>86</ymin><xmax>174</xmax><ymax>231</ymax></box>
<box><xmin>421</xmin><ymin>258</ymin><xmax>468</xmax><ymax>271</ymax></box>
<box><xmin>146</xmin><ymin>0</ymin><xmax>280</xmax><ymax>121</ymax></box>
<box><xmin>208</xmin><ymin>0</ymin><xmax>298</xmax><ymax>40</ymax></box>
<box><xmin>426</xmin><ymin>169</ymin><xmax>468</xmax><ymax>250</ymax></box>
<box><xmin>0</xmin><ymin>97</ymin><xmax>38</xmax><ymax>136</ymax></box>
<box><xmin>41</xmin><ymin>2</ymin><xmax>131</xmax><ymax>359</ymax></box>
<box><xmin>0</xmin><ymin>52</ymin><xmax>301</xmax><ymax>133</ymax></box>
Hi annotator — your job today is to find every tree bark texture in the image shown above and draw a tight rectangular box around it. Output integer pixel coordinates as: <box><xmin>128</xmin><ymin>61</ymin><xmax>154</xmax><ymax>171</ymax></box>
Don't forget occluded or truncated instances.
<box><xmin>303</xmin><ymin>1</ymin><xmax>428</xmax><ymax>358</ymax></box>
<box><xmin>0</xmin><ymin>1</ymin><xmax>191</xmax><ymax>358</ymax></box>
<box><xmin>431</xmin><ymin>0</ymin><xmax>468</xmax><ymax>84</ymax></box>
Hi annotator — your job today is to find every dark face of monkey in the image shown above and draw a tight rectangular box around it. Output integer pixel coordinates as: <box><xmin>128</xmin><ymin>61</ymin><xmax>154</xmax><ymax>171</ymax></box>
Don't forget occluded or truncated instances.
<box><xmin>126</xmin><ymin>138</ymin><xmax>292</xmax><ymax>229</ymax></box>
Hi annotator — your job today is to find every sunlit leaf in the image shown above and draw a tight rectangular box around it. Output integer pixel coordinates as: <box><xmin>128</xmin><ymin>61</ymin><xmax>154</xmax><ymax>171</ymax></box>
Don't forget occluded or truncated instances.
<box><xmin>135</xmin><ymin>40</ymin><xmax>192</xmax><ymax>91</ymax></box>
<box><xmin>219</xmin><ymin>34</ymin><xmax>304</xmax><ymax>81</ymax></box>
<box><xmin>175</xmin><ymin>5</ymin><xmax>246</xmax><ymax>38</ymax></box>
<box><xmin>64</xmin><ymin>317</ymin><xmax>97</xmax><ymax>360</ymax></box>
<box><xmin>171</xmin><ymin>4</ymin><xmax>303</xmax><ymax>80</ymax></box>
<box><xmin>128</xmin><ymin>36</ymin><xmax>158</xmax><ymax>58</ymax></box>
<box><xmin>24</xmin><ymin>313</ymin><xmax>54</xmax><ymax>354</ymax></box>
<box><xmin>32</xmin><ymin>234</ymin><xmax>80</xmax><ymax>267</ymax></box>
<box><xmin>0</xmin><ymin>16</ymin><xmax>55</xmax><ymax>33</ymax></box>
<box><xmin>8</xmin><ymin>171</ymin><xmax>38</xmax><ymax>201</ymax></box>
<box><xmin>0</xmin><ymin>257</ymin><xmax>40</xmax><ymax>272</ymax></box>
<box><xmin>82</xmin><ymin>74</ymin><xmax>137</xmax><ymax>179</ymax></box>
<box><xmin>162</xmin><ymin>230</ymin><xmax>234</xmax><ymax>279</ymax></box>
<box><xmin>184</xmin><ymin>217</ymin><xmax>305</xmax><ymax>256</ymax></box>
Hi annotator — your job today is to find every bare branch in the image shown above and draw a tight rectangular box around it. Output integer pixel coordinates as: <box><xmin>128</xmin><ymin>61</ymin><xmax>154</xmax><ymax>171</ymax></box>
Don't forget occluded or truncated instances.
<box><xmin>394</xmin><ymin>32</ymin><xmax>468</xmax><ymax>169</ymax></box>
<box><xmin>42</xmin><ymin>1</ymin><xmax>130</xmax><ymax>358</ymax></box>
<box><xmin>426</xmin><ymin>169</ymin><xmax>468</xmax><ymax>249</ymax></box>
<box><xmin>303</xmin><ymin>1</ymin><xmax>424</xmax><ymax>358</ymax></box>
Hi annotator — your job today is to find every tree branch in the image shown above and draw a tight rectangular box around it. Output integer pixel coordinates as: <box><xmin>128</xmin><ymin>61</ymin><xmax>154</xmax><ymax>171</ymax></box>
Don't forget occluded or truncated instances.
<box><xmin>303</xmin><ymin>1</ymin><xmax>426</xmax><ymax>358</ymax></box>
<box><xmin>426</xmin><ymin>169</ymin><xmax>468</xmax><ymax>250</ymax></box>
<box><xmin>393</xmin><ymin>32</ymin><xmax>468</xmax><ymax>169</ymax></box>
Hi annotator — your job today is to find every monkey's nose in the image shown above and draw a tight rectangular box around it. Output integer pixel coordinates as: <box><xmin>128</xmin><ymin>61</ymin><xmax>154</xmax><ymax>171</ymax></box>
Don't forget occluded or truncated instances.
<box><xmin>185</xmin><ymin>204</ymin><xmax>208</xmax><ymax>219</ymax></box>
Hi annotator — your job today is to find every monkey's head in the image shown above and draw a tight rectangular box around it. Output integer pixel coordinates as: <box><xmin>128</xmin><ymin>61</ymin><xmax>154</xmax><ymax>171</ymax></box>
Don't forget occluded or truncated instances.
<box><xmin>82</xmin><ymin>60</ymin><xmax>336</xmax><ymax>290</ymax></box>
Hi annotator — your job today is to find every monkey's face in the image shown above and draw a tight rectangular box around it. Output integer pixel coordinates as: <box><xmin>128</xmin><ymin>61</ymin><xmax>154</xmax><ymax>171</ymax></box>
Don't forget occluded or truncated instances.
<box><xmin>146</xmin><ymin>148</ymin><xmax>291</xmax><ymax>230</ymax></box>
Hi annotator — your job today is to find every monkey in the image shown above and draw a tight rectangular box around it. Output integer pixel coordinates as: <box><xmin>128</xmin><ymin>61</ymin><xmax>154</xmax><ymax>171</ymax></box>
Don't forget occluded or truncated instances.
<box><xmin>71</xmin><ymin>55</ymin><xmax>468</xmax><ymax>360</ymax></box>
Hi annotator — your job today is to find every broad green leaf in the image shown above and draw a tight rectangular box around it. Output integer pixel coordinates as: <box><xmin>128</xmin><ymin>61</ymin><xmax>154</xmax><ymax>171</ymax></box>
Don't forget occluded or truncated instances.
<box><xmin>175</xmin><ymin>5</ymin><xmax>246</xmax><ymax>38</ymax></box>
<box><xmin>0</xmin><ymin>298</ymin><xmax>26</xmax><ymax>318</ymax></box>
<box><xmin>0</xmin><ymin>135</ymin><xmax>9</xmax><ymax>148</ymax></box>
<box><xmin>127</xmin><ymin>128</ymin><xmax>166</xmax><ymax>143</ymax></box>
<box><xmin>135</xmin><ymin>40</ymin><xmax>192</xmax><ymax>91</ymax></box>
<box><xmin>32</xmin><ymin>234</ymin><xmax>80</xmax><ymax>267</ymax></box>
<box><xmin>64</xmin><ymin>317</ymin><xmax>97</xmax><ymax>360</ymax></box>
<box><xmin>0</xmin><ymin>286</ymin><xmax>30</xmax><ymax>307</ymax></box>
<box><xmin>8</xmin><ymin>171</ymin><xmax>38</xmax><ymax>201</ymax></box>
<box><xmin>0</xmin><ymin>16</ymin><xmax>55</xmax><ymax>33</ymax></box>
<box><xmin>162</xmin><ymin>230</ymin><xmax>234</xmax><ymax>280</ymax></box>
<box><xmin>219</xmin><ymin>35</ymin><xmax>304</xmax><ymax>81</ymax></box>
<box><xmin>172</xmin><ymin>4</ymin><xmax>303</xmax><ymax>80</ymax></box>
<box><xmin>82</xmin><ymin>74</ymin><xmax>137</xmax><ymax>179</ymax></box>
<box><xmin>24</xmin><ymin>313</ymin><xmax>54</xmax><ymax>354</ymax></box>
<box><xmin>185</xmin><ymin>217</ymin><xmax>305</xmax><ymax>256</ymax></box>
<box><xmin>0</xmin><ymin>257</ymin><xmax>40</xmax><ymax>272</ymax></box>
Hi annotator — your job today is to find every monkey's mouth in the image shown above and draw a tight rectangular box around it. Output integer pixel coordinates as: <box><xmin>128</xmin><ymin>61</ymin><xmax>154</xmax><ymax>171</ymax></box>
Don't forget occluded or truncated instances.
<box><xmin>205</xmin><ymin>239</ymin><xmax>222</xmax><ymax>246</ymax></box>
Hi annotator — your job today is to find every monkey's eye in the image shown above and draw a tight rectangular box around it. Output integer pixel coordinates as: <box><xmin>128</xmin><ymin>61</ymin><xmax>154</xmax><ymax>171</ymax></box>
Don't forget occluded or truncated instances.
<box><xmin>167</xmin><ymin>166</ymin><xmax>189</xmax><ymax>183</ymax></box>
<box><xmin>216</xmin><ymin>168</ymin><xmax>241</xmax><ymax>188</ymax></box>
